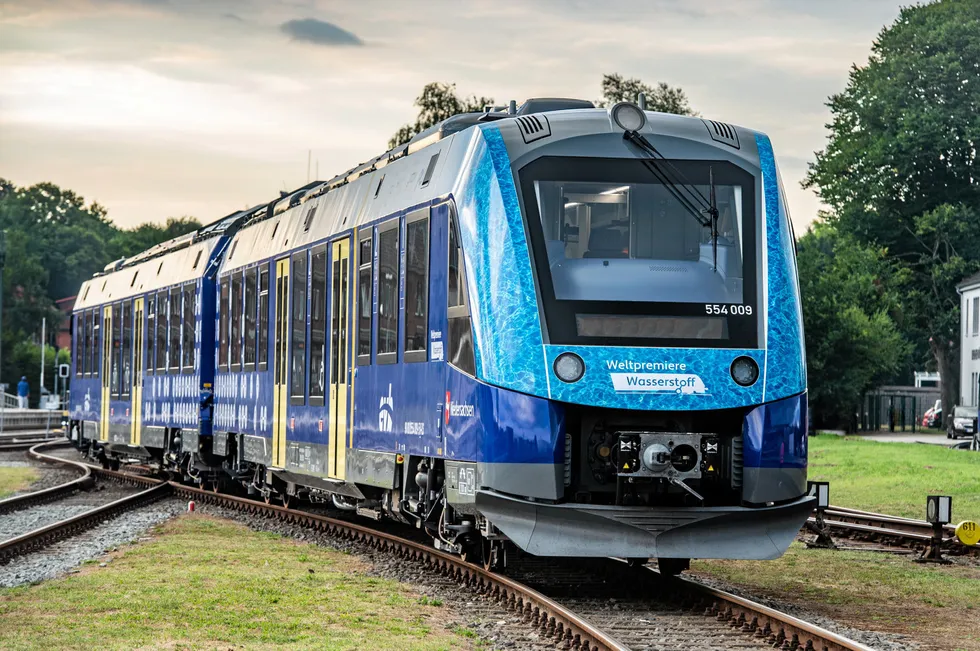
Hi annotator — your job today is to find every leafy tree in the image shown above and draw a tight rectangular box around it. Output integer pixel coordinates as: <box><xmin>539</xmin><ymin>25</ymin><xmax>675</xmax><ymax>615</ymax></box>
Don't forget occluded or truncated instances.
<box><xmin>802</xmin><ymin>0</ymin><xmax>980</xmax><ymax>417</ymax></box>
<box><xmin>388</xmin><ymin>82</ymin><xmax>494</xmax><ymax>148</ymax></box>
<box><xmin>596</xmin><ymin>73</ymin><xmax>697</xmax><ymax>115</ymax></box>
<box><xmin>797</xmin><ymin>224</ymin><xmax>910</xmax><ymax>429</ymax></box>
<box><xmin>2</xmin><ymin>341</ymin><xmax>70</xmax><ymax>406</ymax></box>
<box><xmin>108</xmin><ymin>217</ymin><xmax>202</xmax><ymax>260</ymax></box>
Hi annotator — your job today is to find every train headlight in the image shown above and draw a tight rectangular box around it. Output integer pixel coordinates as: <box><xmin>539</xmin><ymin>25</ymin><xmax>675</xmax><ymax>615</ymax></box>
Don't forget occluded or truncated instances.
<box><xmin>554</xmin><ymin>352</ymin><xmax>585</xmax><ymax>383</ymax></box>
<box><xmin>730</xmin><ymin>356</ymin><xmax>759</xmax><ymax>387</ymax></box>
<box><xmin>610</xmin><ymin>102</ymin><xmax>647</xmax><ymax>132</ymax></box>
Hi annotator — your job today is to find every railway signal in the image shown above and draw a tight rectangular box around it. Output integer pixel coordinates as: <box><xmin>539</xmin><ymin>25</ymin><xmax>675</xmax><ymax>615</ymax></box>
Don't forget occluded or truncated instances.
<box><xmin>804</xmin><ymin>481</ymin><xmax>836</xmax><ymax>549</ymax></box>
<box><xmin>918</xmin><ymin>495</ymin><xmax>952</xmax><ymax>563</ymax></box>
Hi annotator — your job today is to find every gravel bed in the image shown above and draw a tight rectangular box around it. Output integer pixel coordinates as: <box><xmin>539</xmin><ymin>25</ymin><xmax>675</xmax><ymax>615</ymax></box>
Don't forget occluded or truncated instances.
<box><xmin>684</xmin><ymin>572</ymin><xmax>917</xmax><ymax>651</ymax></box>
<box><xmin>0</xmin><ymin>483</ymin><xmax>144</xmax><ymax>542</ymax></box>
<box><xmin>0</xmin><ymin>498</ymin><xmax>185</xmax><ymax>588</ymax></box>
<box><xmin>197</xmin><ymin>502</ymin><xmax>552</xmax><ymax>651</ymax></box>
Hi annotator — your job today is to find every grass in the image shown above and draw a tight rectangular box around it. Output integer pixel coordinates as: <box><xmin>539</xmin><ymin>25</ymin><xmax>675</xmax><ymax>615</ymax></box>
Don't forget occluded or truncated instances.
<box><xmin>0</xmin><ymin>466</ymin><xmax>38</xmax><ymax>499</ymax></box>
<box><xmin>694</xmin><ymin>543</ymin><xmax>980</xmax><ymax>650</ymax></box>
<box><xmin>0</xmin><ymin>515</ymin><xmax>479</xmax><ymax>650</ymax></box>
<box><xmin>808</xmin><ymin>434</ymin><xmax>980</xmax><ymax>523</ymax></box>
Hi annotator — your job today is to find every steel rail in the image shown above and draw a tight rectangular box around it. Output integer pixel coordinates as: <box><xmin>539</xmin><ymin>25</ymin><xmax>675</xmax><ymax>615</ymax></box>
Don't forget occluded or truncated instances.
<box><xmin>0</xmin><ymin>482</ymin><xmax>172</xmax><ymax>564</ymax></box>
<box><xmin>0</xmin><ymin>440</ymin><xmax>94</xmax><ymax>514</ymax></box>
<box><xmin>811</xmin><ymin>505</ymin><xmax>978</xmax><ymax>554</ymax></box>
<box><xmin>671</xmin><ymin>573</ymin><xmax>877</xmax><ymax>651</ymax></box>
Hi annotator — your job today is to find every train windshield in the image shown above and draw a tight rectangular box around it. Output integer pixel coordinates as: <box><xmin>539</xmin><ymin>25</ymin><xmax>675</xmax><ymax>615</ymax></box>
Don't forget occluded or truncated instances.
<box><xmin>519</xmin><ymin>156</ymin><xmax>758</xmax><ymax>348</ymax></box>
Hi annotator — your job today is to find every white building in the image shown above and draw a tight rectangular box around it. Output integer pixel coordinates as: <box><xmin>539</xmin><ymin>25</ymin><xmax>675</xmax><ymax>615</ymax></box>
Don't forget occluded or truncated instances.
<box><xmin>958</xmin><ymin>272</ymin><xmax>980</xmax><ymax>407</ymax></box>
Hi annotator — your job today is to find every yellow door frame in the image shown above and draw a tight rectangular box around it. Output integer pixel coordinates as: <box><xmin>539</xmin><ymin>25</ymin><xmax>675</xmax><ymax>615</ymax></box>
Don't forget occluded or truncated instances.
<box><xmin>100</xmin><ymin>305</ymin><xmax>112</xmax><ymax>442</ymax></box>
<box><xmin>271</xmin><ymin>258</ymin><xmax>290</xmax><ymax>468</ymax></box>
<box><xmin>130</xmin><ymin>297</ymin><xmax>144</xmax><ymax>446</ymax></box>
<box><xmin>328</xmin><ymin>237</ymin><xmax>351</xmax><ymax>480</ymax></box>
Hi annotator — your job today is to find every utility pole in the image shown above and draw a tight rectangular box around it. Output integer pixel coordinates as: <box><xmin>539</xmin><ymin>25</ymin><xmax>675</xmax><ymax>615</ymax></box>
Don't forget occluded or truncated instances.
<box><xmin>40</xmin><ymin>316</ymin><xmax>46</xmax><ymax>406</ymax></box>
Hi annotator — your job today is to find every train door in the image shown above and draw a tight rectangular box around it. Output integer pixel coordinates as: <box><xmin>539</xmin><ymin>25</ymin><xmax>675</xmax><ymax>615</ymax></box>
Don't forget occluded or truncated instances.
<box><xmin>99</xmin><ymin>305</ymin><xmax>112</xmax><ymax>442</ymax></box>
<box><xmin>272</xmin><ymin>258</ymin><xmax>290</xmax><ymax>468</ymax></box>
<box><xmin>328</xmin><ymin>237</ymin><xmax>351</xmax><ymax>480</ymax></box>
<box><xmin>129</xmin><ymin>297</ymin><xmax>144</xmax><ymax>446</ymax></box>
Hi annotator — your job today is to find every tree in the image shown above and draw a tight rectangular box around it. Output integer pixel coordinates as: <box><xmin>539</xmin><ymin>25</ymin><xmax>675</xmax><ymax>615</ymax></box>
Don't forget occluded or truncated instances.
<box><xmin>797</xmin><ymin>223</ymin><xmax>910</xmax><ymax>429</ymax></box>
<box><xmin>108</xmin><ymin>217</ymin><xmax>203</xmax><ymax>260</ymax></box>
<box><xmin>388</xmin><ymin>82</ymin><xmax>494</xmax><ymax>148</ymax></box>
<box><xmin>802</xmin><ymin>0</ymin><xmax>980</xmax><ymax>417</ymax></box>
<box><xmin>596</xmin><ymin>73</ymin><xmax>697</xmax><ymax>115</ymax></box>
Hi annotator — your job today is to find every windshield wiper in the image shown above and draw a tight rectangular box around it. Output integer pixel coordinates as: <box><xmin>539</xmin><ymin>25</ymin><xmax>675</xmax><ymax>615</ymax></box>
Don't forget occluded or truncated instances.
<box><xmin>623</xmin><ymin>130</ymin><xmax>720</xmax><ymax>271</ymax></box>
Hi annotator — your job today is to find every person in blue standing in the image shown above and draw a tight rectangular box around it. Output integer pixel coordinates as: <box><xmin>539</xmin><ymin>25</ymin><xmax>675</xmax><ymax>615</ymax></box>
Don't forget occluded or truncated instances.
<box><xmin>17</xmin><ymin>376</ymin><xmax>29</xmax><ymax>409</ymax></box>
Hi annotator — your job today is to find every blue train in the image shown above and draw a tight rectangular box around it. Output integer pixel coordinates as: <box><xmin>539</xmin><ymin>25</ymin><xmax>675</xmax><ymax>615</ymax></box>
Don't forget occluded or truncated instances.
<box><xmin>70</xmin><ymin>99</ymin><xmax>813</xmax><ymax>573</ymax></box>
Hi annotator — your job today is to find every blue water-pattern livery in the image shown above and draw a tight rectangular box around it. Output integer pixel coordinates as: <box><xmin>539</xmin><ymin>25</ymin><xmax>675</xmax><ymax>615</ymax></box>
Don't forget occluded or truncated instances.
<box><xmin>453</xmin><ymin>126</ymin><xmax>547</xmax><ymax>397</ymax></box>
<box><xmin>756</xmin><ymin>135</ymin><xmax>806</xmax><ymax>401</ymax></box>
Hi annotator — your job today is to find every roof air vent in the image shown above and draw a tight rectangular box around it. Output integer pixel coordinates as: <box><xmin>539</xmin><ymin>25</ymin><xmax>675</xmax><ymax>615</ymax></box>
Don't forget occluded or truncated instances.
<box><xmin>516</xmin><ymin>114</ymin><xmax>552</xmax><ymax>144</ymax></box>
<box><xmin>701</xmin><ymin>119</ymin><xmax>740</xmax><ymax>149</ymax></box>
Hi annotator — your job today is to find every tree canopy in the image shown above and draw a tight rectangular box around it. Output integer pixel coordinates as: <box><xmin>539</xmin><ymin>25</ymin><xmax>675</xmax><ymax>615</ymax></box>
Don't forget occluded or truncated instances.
<box><xmin>803</xmin><ymin>0</ymin><xmax>980</xmax><ymax>415</ymax></box>
<box><xmin>388</xmin><ymin>74</ymin><xmax>696</xmax><ymax>148</ymax></box>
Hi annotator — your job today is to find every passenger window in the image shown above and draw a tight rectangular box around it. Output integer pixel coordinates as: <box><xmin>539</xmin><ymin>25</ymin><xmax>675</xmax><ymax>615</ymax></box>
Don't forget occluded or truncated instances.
<box><xmin>168</xmin><ymin>288</ymin><xmax>181</xmax><ymax>372</ymax></box>
<box><xmin>258</xmin><ymin>267</ymin><xmax>269</xmax><ymax>371</ymax></box>
<box><xmin>91</xmin><ymin>309</ymin><xmax>101</xmax><ymax>380</ymax></box>
<box><xmin>309</xmin><ymin>246</ymin><xmax>327</xmax><ymax>404</ymax></box>
<box><xmin>74</xmin><ymin>315</ymin><xmax>83</xmax><ymax>377</ymax></box>
<box><xmin>290</xmin><ymin>251</ymin><xmax>308</xmax><ymax>401</ymax></box>
<box><xmin>84</xmin><ymin>311</ymin><xmax>94</xmax><ymax>377</ymax></box>
<box><xmin>376</xmin><ymin>220</ymin><xmax>400</xmax><ymax>364</ymax></box>
<box><xmin>218</xmin><ymin>278</ymin><xmax>230</xmax><ymax>371</ymax></box>
<box><xmin>155</xmin><ymin>291</ymin><xmax>168</xmax><ymax>373</ymax></box>
<box><xmin>244</xmin><ymin>268</ymin><xmax>257</xmax><ymax>370</ymax></box>
<box><xmin>121</xmin><ymin>301</ymin><xmax>132</xmax><ymax>398</ymax></box>
<box><xmin>404</xmin><ymin>209</ymin><xmax>429</xmax><ymax>362</ymax></box>
<box><xmin>145</xmin><ymin>296</ymin><xmax>155</xmax><ymax>376</ymax></box>
<box><xmin>230</xmin><ymin>274</ymin><xmax>243</xmax><ymax>371</ymax></box>
<box><xmin>447</xmin><ymin>207</ymin><xmax>475</xmax><ymax>375</ymax></box>
<box><xmin>111</xmin><ymin>303</ymin><xmax>121</xmax><ymax>398</ymax></box>
<box><xmin>356</xmin><ymin>235</ymin><xmax>373</xmax><ymax>365</ymax></box>
<box><xmin>182</xmin><ymin>284</ymin><xmax>195</xmax><ymax>372</ymax></box>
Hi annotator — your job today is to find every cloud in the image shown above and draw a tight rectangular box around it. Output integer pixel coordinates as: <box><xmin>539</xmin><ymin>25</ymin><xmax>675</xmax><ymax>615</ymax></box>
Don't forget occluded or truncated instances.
<box><xmin>279</xmin><ymin>18</ymin><xmax>363</xmax><ymax>47</ymax></box>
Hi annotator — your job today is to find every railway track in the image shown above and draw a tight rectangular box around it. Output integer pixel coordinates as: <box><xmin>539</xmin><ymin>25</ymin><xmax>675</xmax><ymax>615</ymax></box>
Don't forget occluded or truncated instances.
<box><xmin>809</xmin><ymin>505</ymin><xmax>979</xmax><ymax>556</ymax></box>
<box><xmin>24</xmin><ymin>441</ymin><xmax>877</xmax><ymax>651</ymax></box>
<box><xmin>0</xmin><ymin>430</ymin><xmax>65</xmax><ymax>451</ymax></box>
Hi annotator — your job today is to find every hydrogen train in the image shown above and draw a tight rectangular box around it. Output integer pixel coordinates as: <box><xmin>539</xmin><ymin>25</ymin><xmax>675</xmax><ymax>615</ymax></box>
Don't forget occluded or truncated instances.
<box><xmin>69</xmin><ymin>98</ymin><xmax>812</xmax><ymax>573</ymax></box>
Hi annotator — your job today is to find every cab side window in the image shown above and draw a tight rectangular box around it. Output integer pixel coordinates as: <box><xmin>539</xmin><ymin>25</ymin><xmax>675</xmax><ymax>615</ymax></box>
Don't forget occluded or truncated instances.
<box><xmin>447</xmin><ymin>207</ymin><xmax>475</xmax><ymax>376</ymax></box>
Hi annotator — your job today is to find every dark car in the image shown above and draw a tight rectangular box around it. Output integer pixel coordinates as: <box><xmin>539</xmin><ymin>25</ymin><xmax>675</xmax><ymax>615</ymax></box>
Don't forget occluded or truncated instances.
<box><xmin>947</xmin><ymin>405</ymin><xmax>977</xmax><ymax>439</ymax></box>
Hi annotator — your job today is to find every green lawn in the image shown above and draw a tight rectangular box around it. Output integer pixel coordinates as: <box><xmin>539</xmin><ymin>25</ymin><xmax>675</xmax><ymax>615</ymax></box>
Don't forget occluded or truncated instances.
<box><xmin>694</xmin><ymin>543</ymin><xmax>980</xmax><ymax>650</ymax></box>
<box><xmin>0</xmin><ymin>515</ymin><xmax>479</xmax><ymax>650</ymax></box>
<box><xmin>0</xmin><ymin>466</ymin><xmax>38</xmax><ymax>499</ymax></box>
<box><xmin>808</xmin><ymin>434</ymin><xmax>980</xmax><ymax>523</ymax></box>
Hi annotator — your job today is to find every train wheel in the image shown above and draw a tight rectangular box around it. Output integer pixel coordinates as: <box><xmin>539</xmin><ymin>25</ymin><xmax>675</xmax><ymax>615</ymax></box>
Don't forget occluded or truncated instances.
<box><xmin>209</xmin><ymin>479</ymin><xmax>221</xmax><ymax>493</ymax></box>
<box><xmin>482</xmin><ymin>539</ymin><xmax>506</xmax><ymax>572</ymax></box>
<box><xmin>281</xmin><ymin>494</ymin><xmax>292</xmax><ymax>509</ymax></box>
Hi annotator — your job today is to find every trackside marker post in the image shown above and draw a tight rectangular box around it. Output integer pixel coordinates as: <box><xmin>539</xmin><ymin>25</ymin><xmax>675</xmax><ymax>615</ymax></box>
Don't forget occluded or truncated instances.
<box><xmin>188</xmin><ymin>501</ymin><xmax>195</xmax><ymax>513</ymax></box>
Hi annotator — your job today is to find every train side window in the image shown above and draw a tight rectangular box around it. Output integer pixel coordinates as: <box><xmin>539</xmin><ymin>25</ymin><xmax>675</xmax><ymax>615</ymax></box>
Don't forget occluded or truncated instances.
<box><xmin>309</xmin><ymin>245</ymin><xmax>327</xmax><ymax>405</ymax></box>
<box><xmin>155</xmin><ymin>291</ymin><xmax>168</xmax><ymax>373</ymax></box>
<box><xmin>85</xmin><ymin>311</ymin><xmax>95</xmax><ymax>377</ymax></box>
<box><xmin>218</xmin><ymin>277</ymin><xmax>230</xmax><ymax>372</ymax></box>
<box><xmin>356</xmin><ymin>234</ymin><xmax>373</xmax><ymax>366</ymax></box>
<box><xmin>168</xmin><ymin>287</ymin><xmax>181</xmax><ymax>372</ymax></box>
<box><xmin>290</xmin><ymin>250</ymin><xmax>308</xmax><ymax>403</ymax></box>
<box><xmin>244</xmin><ymin>267</ymin><xmax>257</xmax><ymax>371</ymax></box>
<box><xmin>404</xmin><ymin>208</ymin><xmax>429</xmax><ymax>362</ymax></box>
<box><xmin>230</xmin><ymin>273</ymin><xmax>243</xmax><ymax>372</ymax></box>
<box><xmin>145</xmin><ymin>295</ymin><xmax>155</xmax><ymax>376</ymax></box>
<box><xmin>74</xmin><ymin>315</ymin><xmax>82</xmax><ymax>377</ymax></box>
<box><xmin>91</xmin><ymin>309</ymin><xmax>100</xmax><ymax>379</ymax></box>
<box><xmin>376</xmin><ymin>219</ymin><xmax>400</xmax><ymax>364</ymax></box>
<box><xmin>121</xmin><ymin>300</ymin><xmax>132</xmax><ymax>398</ymax></box>
<box><xmin>111</xmin><ymin>303</ymin><xmax>122</xmax><ymax>398</ymax></box>
<box><xmin>182</xmin><ymin>284</ymin><xmax>195</xmax><ymax>372</ymax></box>
<box><xmin>258</xmin><ymin>267</ymin><xmax>269</xmax><ymax>371</ymax></box>
<box><xmin>447</xmin><ymin>208</ymin><xmax>475</xmax><ymax>376</ymax></box>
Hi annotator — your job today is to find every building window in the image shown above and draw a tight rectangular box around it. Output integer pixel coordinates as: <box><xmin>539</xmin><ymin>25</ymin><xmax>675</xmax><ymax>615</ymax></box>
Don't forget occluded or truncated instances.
<box><xmin>404</xmin><ymin>209</ymin><xmax>429</xmax><ymax>361</ymax></box>
<box><xmin>376</xmin><ymin>220</ymin><xmax>399</xmax><ymax>363</ymax></box>
<box><xmin>973</xmin><ymin>296</ymin><xmax>978</xmax><ymax>336</ymax></box>
<box><xmin>357</xmin><ymin>235</ymin><xmax>373</xmax><ymax>365</ymax></box>
<box><xmin>182</xmin><ymin>284</ymin><xmax>196</xmax><ymax>372</ymax></box>
<box><xmin>290</xmin><ymin>250</ymin><xmax>308</xmax><ymax>401</ymax></box>
<box><xmin>244</xmin><ymin>267</ymin><xmax>257</xmax><ymax>370</ymax></box>
<box><xmin>218</xmin><ymin>277</ymin><xmax>229</xmax><ymax>371</ymax></box>
<box><xmin>309</xmin><ymin>246</ymin><xmax>327</xmax><ymax>404</ymax></box>
<box><xmin>447</xmin><ymin>205</ymin><xmax>475</xmax><ymax>375</ymax></box>
<box><xmin>155</xmin><ymin>291</ymin><xmax>168</xmax><ymax>373</ymax></box>
<box><xmin>258</xmin><ymin>266</ymin><xmax>269</xmax><ymax>371</ymax></box>
<box><xmin>169</xmin><ymin>287</ymin><xmax>181</xmax><ymax>372</ymax></box>
<box><xmin>231</xmin><ymin>273</ymin><xmax>243</xmax><ymax>371</ymax></box>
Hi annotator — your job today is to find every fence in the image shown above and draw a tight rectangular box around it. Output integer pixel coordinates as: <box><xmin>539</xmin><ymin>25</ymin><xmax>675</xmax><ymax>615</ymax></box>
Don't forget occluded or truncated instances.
<box><xmin>859</xmin><ymin>393</ymin><xmax>928</xmax><ymax>432</ymax></box>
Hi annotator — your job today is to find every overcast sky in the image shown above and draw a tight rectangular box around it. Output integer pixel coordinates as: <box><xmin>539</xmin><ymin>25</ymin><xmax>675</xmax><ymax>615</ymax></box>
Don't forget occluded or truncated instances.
<box><xmin>0</xmin><ymin>0</ymin><xmax>906</xmax><ymax>233</ymax></box>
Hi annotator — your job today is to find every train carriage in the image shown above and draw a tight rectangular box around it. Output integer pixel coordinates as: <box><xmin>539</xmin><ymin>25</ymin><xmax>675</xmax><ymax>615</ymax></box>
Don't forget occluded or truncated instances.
<box><xmin>72</xmin><ymin>98</ymin><xmax>813</xmax><ymax>572</ymax></box>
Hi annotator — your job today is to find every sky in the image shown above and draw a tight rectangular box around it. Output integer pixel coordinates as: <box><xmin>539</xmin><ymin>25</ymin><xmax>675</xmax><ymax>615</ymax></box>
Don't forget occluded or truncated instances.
<box><xmin>0</xmin><ymin>0</ymin><xmax>908</xmax><ymax>234</ymax></box>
